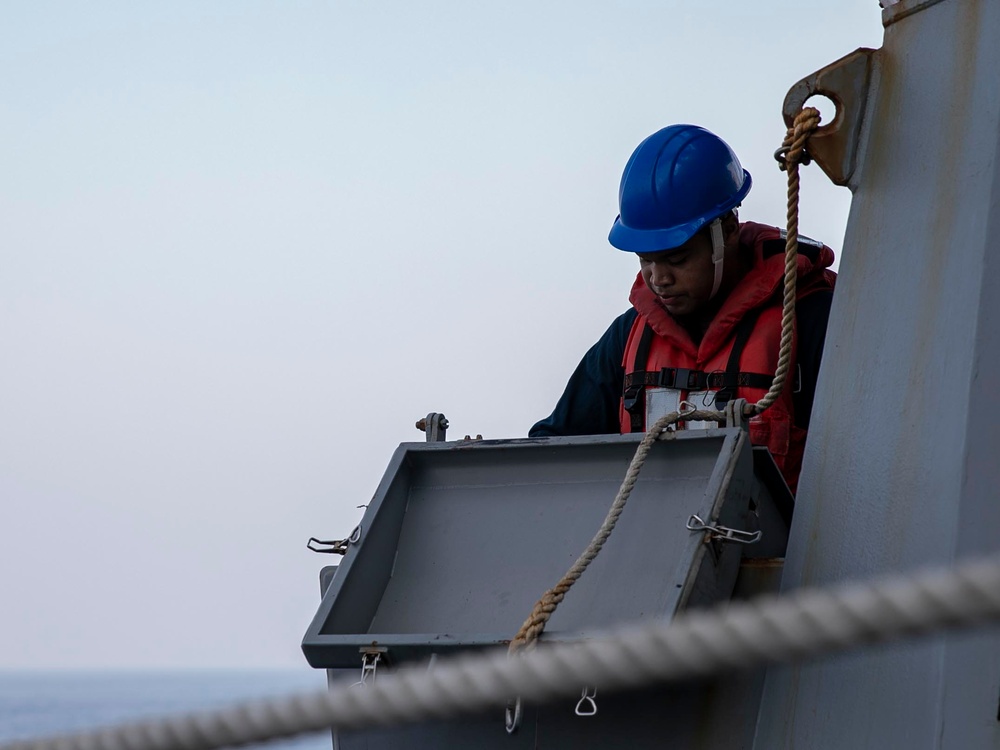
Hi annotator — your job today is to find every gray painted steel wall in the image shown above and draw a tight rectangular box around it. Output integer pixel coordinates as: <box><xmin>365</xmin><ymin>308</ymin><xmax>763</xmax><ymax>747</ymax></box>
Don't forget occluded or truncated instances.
<box><xmin>304</xmin><ymin>430</ymin><xmax>780</xmax><ymax>669</ymax></box>
<box><xmin>305</xmin><ymin>430</ymin><xmax>792</xmax><ymax>748</ymax></box>
<box><xmin>755</xmin><ymin>0</ymin><xmax>1000</xmax><ymax>747</ymax></box>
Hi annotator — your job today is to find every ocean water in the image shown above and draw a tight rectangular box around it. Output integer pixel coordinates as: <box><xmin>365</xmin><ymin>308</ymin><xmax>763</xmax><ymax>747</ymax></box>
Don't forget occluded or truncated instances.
<box><xmin>0</xmin><ymin>669</ymin><xmax>331</xmax><ymax>748</ymax></box>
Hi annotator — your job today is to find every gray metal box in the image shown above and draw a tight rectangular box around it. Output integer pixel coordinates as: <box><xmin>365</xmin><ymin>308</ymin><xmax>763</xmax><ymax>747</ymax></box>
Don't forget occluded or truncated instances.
<box><xmin>303</xmin><ymin>429</ymin><xmax>789</xmax><ymax>670</ymax></box>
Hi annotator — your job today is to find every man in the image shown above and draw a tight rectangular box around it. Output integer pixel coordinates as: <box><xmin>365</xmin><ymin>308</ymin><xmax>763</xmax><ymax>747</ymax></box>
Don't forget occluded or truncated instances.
<box><xmin>530</xmin><ymin>124</ymin><xmax>836</xmax><ymax>493</ymax></box>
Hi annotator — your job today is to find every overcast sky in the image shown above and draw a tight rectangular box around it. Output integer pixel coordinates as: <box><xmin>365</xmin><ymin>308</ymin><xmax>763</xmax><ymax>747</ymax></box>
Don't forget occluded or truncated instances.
<box><xmin>0</xmin><ymin>1</ymin><xmax>885</xmax><ymax>671</ymax></box>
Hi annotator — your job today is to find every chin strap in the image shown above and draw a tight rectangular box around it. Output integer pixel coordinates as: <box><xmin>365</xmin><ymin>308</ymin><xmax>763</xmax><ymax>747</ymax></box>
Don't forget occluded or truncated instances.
<box><xmin>709</xmin><ymin>218</ymin><xmax>725</xmax><ymax>299</ymax></box>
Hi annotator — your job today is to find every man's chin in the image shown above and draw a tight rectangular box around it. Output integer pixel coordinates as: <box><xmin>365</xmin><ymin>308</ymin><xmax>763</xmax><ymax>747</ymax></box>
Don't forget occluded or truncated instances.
<box><xmin>657</xmin><ymin>295</ymin><xmax>690</xmax><ymax>315</ymax></box>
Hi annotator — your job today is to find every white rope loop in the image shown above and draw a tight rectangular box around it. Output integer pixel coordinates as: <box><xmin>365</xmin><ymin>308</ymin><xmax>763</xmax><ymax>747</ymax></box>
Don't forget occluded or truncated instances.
<box><xmin>8</xmin><ymin>555</ymin><xmax>1000</xmax><ymax>750</ymax></box>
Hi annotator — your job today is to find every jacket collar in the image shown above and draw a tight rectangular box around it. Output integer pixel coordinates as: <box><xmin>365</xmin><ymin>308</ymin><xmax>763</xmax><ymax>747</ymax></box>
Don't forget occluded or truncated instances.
<box><xmin>628</xmin><ymin>222</ymin><xmax>836</xmax><ymax>361</ymax></box>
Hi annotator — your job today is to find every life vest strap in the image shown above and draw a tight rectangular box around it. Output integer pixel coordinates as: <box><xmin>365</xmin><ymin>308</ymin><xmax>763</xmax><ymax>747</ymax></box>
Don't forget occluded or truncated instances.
<box><xmin>623</xmin><ymin>369</ymin><xmax>777</xmax><ymax>392</ymax></box>
<box><xmin>622</xmin><ymin>299</ymin><xmax>794</xmax><ymax>433</ymax></box>
<box><xmin>624</xmin><ymin>324</ymin><xmax>657</xmax><ymax>432</ymax></box>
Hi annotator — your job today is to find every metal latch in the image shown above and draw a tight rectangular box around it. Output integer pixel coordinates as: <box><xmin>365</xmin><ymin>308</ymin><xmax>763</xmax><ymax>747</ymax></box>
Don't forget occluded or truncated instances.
<box><xmin>351</xmin><ymin>647</ymin><xmax>387</xmax><ymax>688</ymax></box>
<box><xmin>686</xmin><ymin>514</ymin><xmax>762</xmax><ymax>545</ymax></box>
<box><xmin>307</xmin><ymin>524</ymin><xmax>362</xmax><ymax>555</ymax></box>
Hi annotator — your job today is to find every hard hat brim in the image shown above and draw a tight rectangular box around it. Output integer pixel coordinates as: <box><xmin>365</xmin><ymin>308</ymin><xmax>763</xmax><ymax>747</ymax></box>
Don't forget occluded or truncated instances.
<box><xmin>607</xmin><ymin>169</ymin><xmax>752</xmax><ymax>254</ymax></box>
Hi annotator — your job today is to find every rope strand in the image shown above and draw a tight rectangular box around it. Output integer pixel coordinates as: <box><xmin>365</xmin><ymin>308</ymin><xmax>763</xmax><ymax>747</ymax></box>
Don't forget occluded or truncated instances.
<box><xmin>507</xmin><ymin>407</ymin><xmax>725</xmax><ymax>653</ymax></box>
<box><xmin>750</xmin><ymin>106</ymin><xmax>821</xmax><ymax>415</ymax></box>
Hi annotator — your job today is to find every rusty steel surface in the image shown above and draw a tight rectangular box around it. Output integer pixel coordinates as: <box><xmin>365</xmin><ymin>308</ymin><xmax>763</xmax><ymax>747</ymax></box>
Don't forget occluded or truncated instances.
<box><xmin>882</xmin><ymin>0</ymin><xmax>950</xmax><ymax>26</ymax></box>
<box><xmin>781</xmin><ymin>48</ymin><xmax>875</xmax><ymax>188</ymax></box>
<box><xmin>756</xmin><ymin>0</ymin><xmax>1000</xmax><ymax>747</ymax></box>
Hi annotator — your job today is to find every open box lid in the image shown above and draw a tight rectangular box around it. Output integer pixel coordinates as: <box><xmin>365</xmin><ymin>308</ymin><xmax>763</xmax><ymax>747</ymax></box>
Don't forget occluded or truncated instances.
<box><xmin>302</xmin><ymin>428</ymin><xmax>789</xmax><ymax>669</ymax></box>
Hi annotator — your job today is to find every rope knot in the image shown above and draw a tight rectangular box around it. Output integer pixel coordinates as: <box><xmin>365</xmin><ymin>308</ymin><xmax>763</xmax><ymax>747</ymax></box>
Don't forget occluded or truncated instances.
<box><xmin>774</xmin><ymin>106</ymin><xmax>821</xmax><ymax>172</ymax></box>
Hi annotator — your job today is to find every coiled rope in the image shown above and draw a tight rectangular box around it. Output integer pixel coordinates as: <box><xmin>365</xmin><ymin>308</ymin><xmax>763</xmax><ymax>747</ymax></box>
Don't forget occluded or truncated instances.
<box><xmin>7</xmin><ymin>554</ymin><xmax>1000</xmax><ymax>750</ymax></box>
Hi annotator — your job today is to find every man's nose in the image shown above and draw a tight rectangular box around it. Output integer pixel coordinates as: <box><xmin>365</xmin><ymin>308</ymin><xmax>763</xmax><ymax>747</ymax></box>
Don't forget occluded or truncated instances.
<box><xmin>649</xmin><ymin>262</ymin><xmax>673</xmax><ymax>287</ymax></box>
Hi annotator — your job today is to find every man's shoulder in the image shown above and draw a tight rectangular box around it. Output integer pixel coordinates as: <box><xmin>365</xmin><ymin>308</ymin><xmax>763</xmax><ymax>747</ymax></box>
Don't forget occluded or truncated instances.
<box><xmin>594</xmin><ymin>308</ymin><xmax>639</xmax><ymax>354</ymax></box>
<box><xmin>738</xmin><ymin>220</ymin><xmax>781</xmax><ymax>247</ymax></box>
<box><xmin>739</xmin><ymin>221</ymin><xmax>830</xmax><ymax>264</ymax></box>
<box><xmin>613</xmin><ymin>307</ymin><xmax>639</xmax><ymax>329</ymax></box>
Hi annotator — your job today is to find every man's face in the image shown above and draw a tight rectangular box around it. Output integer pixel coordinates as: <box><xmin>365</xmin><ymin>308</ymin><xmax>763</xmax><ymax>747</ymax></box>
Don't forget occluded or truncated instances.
<box><xmin>638</xmin><ymin>231</ymin><xmax>716</xmax><ymax>317</ymax></box>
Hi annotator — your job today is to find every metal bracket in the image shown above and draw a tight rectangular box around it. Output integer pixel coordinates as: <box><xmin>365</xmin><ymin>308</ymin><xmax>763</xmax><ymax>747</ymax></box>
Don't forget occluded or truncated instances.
<box><xmin>725</xmin><ymin>398</ymin><xmax>751</xmax><ymax>430</ymax></box>
<box><xmin>782</xmin><ymin>47</ymin><xmax>877</xmax><ymax>187</ymax></box>
<box><xmin>416</xmin><ymin>412</ymin><xmax>449</xmax><ymax>442</ymax></box>
<box><xmin>687</xmin><ymin>514</ymin><xmax>762</xmax><ymax>545</ymax></box>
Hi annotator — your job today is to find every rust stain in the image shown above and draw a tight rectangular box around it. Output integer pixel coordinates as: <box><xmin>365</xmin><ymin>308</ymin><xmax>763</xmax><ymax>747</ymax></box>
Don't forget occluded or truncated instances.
<box><xmin>885</xmin><ymin>0</ymin><xmax>982</xmax><ymax>568</ymax></box>
<box><xmin>782</xmin><ymin>49</ymin><xmax>876</xmax><ymax>186</ymax></box>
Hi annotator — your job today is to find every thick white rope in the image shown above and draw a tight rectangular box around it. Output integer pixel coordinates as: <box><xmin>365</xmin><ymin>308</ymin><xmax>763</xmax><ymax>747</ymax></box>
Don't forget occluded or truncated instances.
<box><xmin>8</xmin><ymin>554</ymin><xmax>1000</xmax><ymax>750</ymax></box>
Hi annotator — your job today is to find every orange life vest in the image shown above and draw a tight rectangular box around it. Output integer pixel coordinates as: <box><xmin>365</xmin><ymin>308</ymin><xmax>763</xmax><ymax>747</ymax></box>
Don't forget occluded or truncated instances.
<box><xmin>619</xmin><ymin>222</ymin><xmax>836</xmax><ymax>494</ymax></box>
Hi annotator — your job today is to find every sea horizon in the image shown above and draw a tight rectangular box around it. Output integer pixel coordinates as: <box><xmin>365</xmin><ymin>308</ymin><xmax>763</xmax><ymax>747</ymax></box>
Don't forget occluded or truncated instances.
<box><xmin>0</xmin><ymin>667</ymin><xmax>330</xmax><ymax>748</ymax></box>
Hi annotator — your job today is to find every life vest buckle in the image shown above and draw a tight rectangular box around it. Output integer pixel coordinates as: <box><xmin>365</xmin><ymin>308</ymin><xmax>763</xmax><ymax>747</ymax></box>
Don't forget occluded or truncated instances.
<box><xmin>623</xmin><ymin>385</ymin><xmax>643</xmax><ymax>414</ymax></box>
<box><xmin>659</xmin><ymin>367</ymin><xmax>700</xmax><ymax>390</ymax></box>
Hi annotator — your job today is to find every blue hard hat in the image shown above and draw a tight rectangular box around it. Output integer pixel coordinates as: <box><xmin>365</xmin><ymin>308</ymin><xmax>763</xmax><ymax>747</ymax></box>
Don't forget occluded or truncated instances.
<box><xmin>608</xmin><ymin>125</ymin><xmax>752</xmax><ymax>254</ymax></box>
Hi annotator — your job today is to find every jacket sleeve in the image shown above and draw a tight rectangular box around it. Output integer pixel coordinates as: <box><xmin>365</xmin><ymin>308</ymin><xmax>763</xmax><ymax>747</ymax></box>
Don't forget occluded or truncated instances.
<box><xmin>793</xmin><ymin>289</ymin><xmax>835</xmax><ymax>430</ymax></box>
<box><xmin>529</xmin><ymin>309</ymin><xmax>637</xmax><ymax>437</ymax></box>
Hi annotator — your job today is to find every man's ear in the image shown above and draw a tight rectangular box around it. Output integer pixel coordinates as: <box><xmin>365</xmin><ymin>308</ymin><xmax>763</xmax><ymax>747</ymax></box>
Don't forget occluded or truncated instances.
<box><xmin>721</xmin><ymin>211</ymin><xmax>740</xmax><ymax>241</ymax></box>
